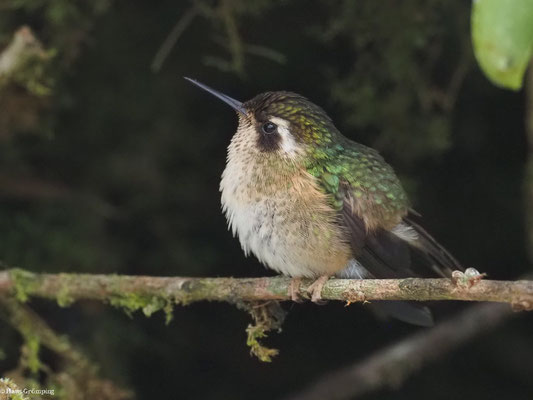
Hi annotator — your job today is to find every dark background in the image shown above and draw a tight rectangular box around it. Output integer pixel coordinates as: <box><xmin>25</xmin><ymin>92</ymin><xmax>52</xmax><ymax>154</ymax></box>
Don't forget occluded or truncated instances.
<box><xmin>0</xmin><ymin>1</ymin><xmax>532</xmax><ymax>399</ymax></box>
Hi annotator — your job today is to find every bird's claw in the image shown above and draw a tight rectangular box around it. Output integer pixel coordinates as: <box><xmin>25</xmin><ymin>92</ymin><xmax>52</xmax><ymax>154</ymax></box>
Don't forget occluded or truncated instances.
<box><xmin>306</xmin><ymin>275</ymin><xmax>330</xmax><ymax>304</ymax></box>
<box><xmin>452</xmin><ymin>267</ymin><xmax>486</xmax><ymax>288</ymax></box>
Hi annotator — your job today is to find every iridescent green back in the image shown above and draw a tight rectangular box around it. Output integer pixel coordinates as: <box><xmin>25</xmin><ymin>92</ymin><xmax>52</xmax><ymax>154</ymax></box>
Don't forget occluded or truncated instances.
<box><xmin>307</xmin><ymin>138</ymin><xmax>409</xmax><ymax>228</ymax></box>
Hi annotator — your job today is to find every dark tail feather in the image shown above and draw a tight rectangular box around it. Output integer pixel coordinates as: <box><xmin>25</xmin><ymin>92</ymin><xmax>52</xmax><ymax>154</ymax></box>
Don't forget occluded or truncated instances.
<box><xmin>372</xmin><ymin>301</ymin><xmax>434</xmax><ymax>327</ymax></box>
<box><xmin>404</xmin><ymin>216</ymin><xmax>462</xmax><ymax>277</ymax></box>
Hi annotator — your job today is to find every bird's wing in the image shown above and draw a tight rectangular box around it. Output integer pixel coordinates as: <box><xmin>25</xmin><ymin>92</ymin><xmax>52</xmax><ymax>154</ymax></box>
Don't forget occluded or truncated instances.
<box><xmin>309</xmin><ymin>142</ymin><xmax>460</xmax><ymax>326</ymax></box>
<box><xmin>340</xmin><ymin>199</ymin><xmax>462</xmax><ymax>327</ymax></box>
<box><xmin>309</xmin><ymin>142</ymin><xmax>461</xmax><ymax>279</ymax></box>
<box><xmin>340</xmin><ymin>201</ymin><xmax>461</xmax><ymax>279</ymax></box>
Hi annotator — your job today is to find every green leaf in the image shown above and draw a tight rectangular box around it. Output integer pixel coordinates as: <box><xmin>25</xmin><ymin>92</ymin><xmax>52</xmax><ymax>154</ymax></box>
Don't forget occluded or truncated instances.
<box><xmin>472</xmin><ymin>0</ymin><xmax>533</xmax><ymax>90</ymax></box>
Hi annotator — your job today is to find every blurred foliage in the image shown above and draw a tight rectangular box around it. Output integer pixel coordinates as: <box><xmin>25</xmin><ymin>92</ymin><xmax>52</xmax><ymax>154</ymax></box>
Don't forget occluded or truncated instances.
<box><xmin>0</xmin><ymin>0</ymin><xmax>531</xmax><ymax>399</ymax></box>
<box><xmin>472</xmin><ymin>0</ymin><xmax>533</xmax><ymax>90</ymax></box>
<box><xmin>0</xmin><ymin>297</ymin><xmax>133</xmax><ymax>400</ymax></box>
<box><xmin>320</xmin><ymin>0</ymin><xmax>472</xmax><ymax>166</ymax></box>
<box><xmin>0</xmin><ymin>26</ymin><xmax>54</xmax><ymax>96</ymax></box>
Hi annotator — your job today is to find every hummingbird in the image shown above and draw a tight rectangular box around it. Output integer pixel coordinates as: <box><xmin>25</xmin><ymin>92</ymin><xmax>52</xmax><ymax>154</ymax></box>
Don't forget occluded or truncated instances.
<box><xmin>186</xmin><ymin>78</ymin><xmax>462</xmax><ymax>326</ymax></box>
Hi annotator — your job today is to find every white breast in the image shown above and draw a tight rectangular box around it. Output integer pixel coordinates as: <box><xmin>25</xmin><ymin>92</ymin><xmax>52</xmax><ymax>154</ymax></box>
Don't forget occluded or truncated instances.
<box><xmin>220</xmin><ymin>153</ymin><xmax>309</xmax><ymax>276</ymax></box>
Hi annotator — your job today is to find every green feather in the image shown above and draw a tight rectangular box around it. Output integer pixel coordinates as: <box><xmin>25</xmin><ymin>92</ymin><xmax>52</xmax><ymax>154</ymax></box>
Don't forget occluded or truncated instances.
<box><xmin>306</xmin><ymin>136</ymin><xmax>409</xmax><ymax>226</ymax></box>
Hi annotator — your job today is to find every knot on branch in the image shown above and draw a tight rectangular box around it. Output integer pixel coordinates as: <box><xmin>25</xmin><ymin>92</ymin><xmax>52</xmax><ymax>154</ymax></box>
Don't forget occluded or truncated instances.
<box><xmin>511</xmin><ymin>299</ymin><xmax>533</xmax><ymax>311</ymax></box>
<box><xmin>342</xmin><ymin>287</ymin><xmax>366</xmax><ymax>305</ymax></box>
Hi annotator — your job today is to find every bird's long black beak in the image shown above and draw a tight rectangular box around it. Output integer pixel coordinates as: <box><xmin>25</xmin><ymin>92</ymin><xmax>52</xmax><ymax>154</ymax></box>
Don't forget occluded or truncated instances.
<box><xmin>184</xmin><ymin>77</ymin><xmax>248</xmax><ymax>116</ymax></box>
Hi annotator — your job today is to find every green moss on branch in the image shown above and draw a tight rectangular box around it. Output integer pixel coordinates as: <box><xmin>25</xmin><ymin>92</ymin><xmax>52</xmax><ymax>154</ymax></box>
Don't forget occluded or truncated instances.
<box><xmin>1</xmin><ymin>269</ymin><xmax>532</xmax><ymax>308</ymax></box>
<box><xmin>1</xmin><ymin>268</ymin><xmax>531</xmax><ymax>362</ymax></box>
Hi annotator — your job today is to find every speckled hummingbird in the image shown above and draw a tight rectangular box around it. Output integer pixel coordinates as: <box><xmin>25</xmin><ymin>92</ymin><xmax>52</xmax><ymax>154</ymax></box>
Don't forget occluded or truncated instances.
<box><xmin>186</xmin><ymin>78</ymin><xmax>462</xmax><ymax>326</ymax></box>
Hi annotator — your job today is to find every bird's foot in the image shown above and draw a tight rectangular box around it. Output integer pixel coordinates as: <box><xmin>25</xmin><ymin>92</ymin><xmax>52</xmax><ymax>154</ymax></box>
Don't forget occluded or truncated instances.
<box><xmin>289</xmin><ymin>277</ymin><xmax>304</xmax><ymax>303</ymax></box>
<box><xmin>306</xmin><ymin>275</ymin><xmax>330</xmax><ymax>304</ymax></box>
<box><xmin>452</xmin><ymin>267</ymin><xmax>486</xmax><ymax>288</ymax></box>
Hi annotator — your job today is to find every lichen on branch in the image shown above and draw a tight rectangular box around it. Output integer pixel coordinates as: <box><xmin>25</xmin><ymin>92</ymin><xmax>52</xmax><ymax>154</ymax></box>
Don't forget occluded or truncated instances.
<box><xmin>0</xmin><ymin>268</ymin><xmax>531</xmax><ymax>361</ymax></box>
<box><xmin>1</xmin><ymin>268</ymin><xmax>532</xmax><ymax>308</ymax></box>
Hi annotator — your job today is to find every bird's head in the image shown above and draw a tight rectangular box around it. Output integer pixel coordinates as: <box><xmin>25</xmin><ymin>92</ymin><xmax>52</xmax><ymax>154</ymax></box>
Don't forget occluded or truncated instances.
<box><xmin>185</xmin><ymin>78</ymin><xmax>341</xmax><ymax>163</ymax></box>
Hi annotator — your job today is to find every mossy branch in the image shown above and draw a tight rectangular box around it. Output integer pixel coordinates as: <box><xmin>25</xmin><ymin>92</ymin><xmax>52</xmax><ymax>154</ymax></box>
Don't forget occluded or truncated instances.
<box><xmin>0</xmin><ymin>296</ymin><xmax>133</xmax><ymax>399</ymax></box>
<box><xmin>0</xmin><ymin>268</ymin><xmax>532</xmax><ymax>310</ymax></box>
<box><xmin>0</xmin><ymin>268</ymin><xmax>531</xmax><ymax>363</ymax></box>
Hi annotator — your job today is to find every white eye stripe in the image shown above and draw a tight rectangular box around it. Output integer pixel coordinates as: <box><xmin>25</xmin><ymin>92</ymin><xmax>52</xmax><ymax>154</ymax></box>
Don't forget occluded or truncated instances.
<box><xmin>269</xmin><ymin>117</ymin><xmax>290</xmax><ymax>130</ymax></box>
<box><xmin>269</xmin><ymin>117</ymin><xmax>300</xmax><ymax>156</ymax></box>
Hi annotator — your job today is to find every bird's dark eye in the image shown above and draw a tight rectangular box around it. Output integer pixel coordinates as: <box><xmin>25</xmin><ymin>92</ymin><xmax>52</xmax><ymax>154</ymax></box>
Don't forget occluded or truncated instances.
<box><xmin>262</xmin><ymin>122</ymin><xmax>277</xmax><ymax>134</ymax></box>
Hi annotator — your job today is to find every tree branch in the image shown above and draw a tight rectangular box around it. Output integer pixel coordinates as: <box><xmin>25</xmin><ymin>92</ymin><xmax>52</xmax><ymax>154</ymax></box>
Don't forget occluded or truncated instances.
<box><xmin>0</xmin><ymin>268</ymin><xmax>530</xmax><ymax>363</ymax></box>
<box><xmin>0</xmin><ymin>269</ymin><xmax>531</xmax><ymax>309</ymax></box>
<box><xmin>0</xmin><ymin>296</ymin><xmax>133</xmax><ymax>399</ymax></box>
<box><xmin>284</xmin><ymin>302</ymin><xmax>514</xmax><ymax>400</ymax></box>
<box><xmin>150</xmin><ymin>5</ymin><xmax>198</xmax><ymax>72</ymax></box>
